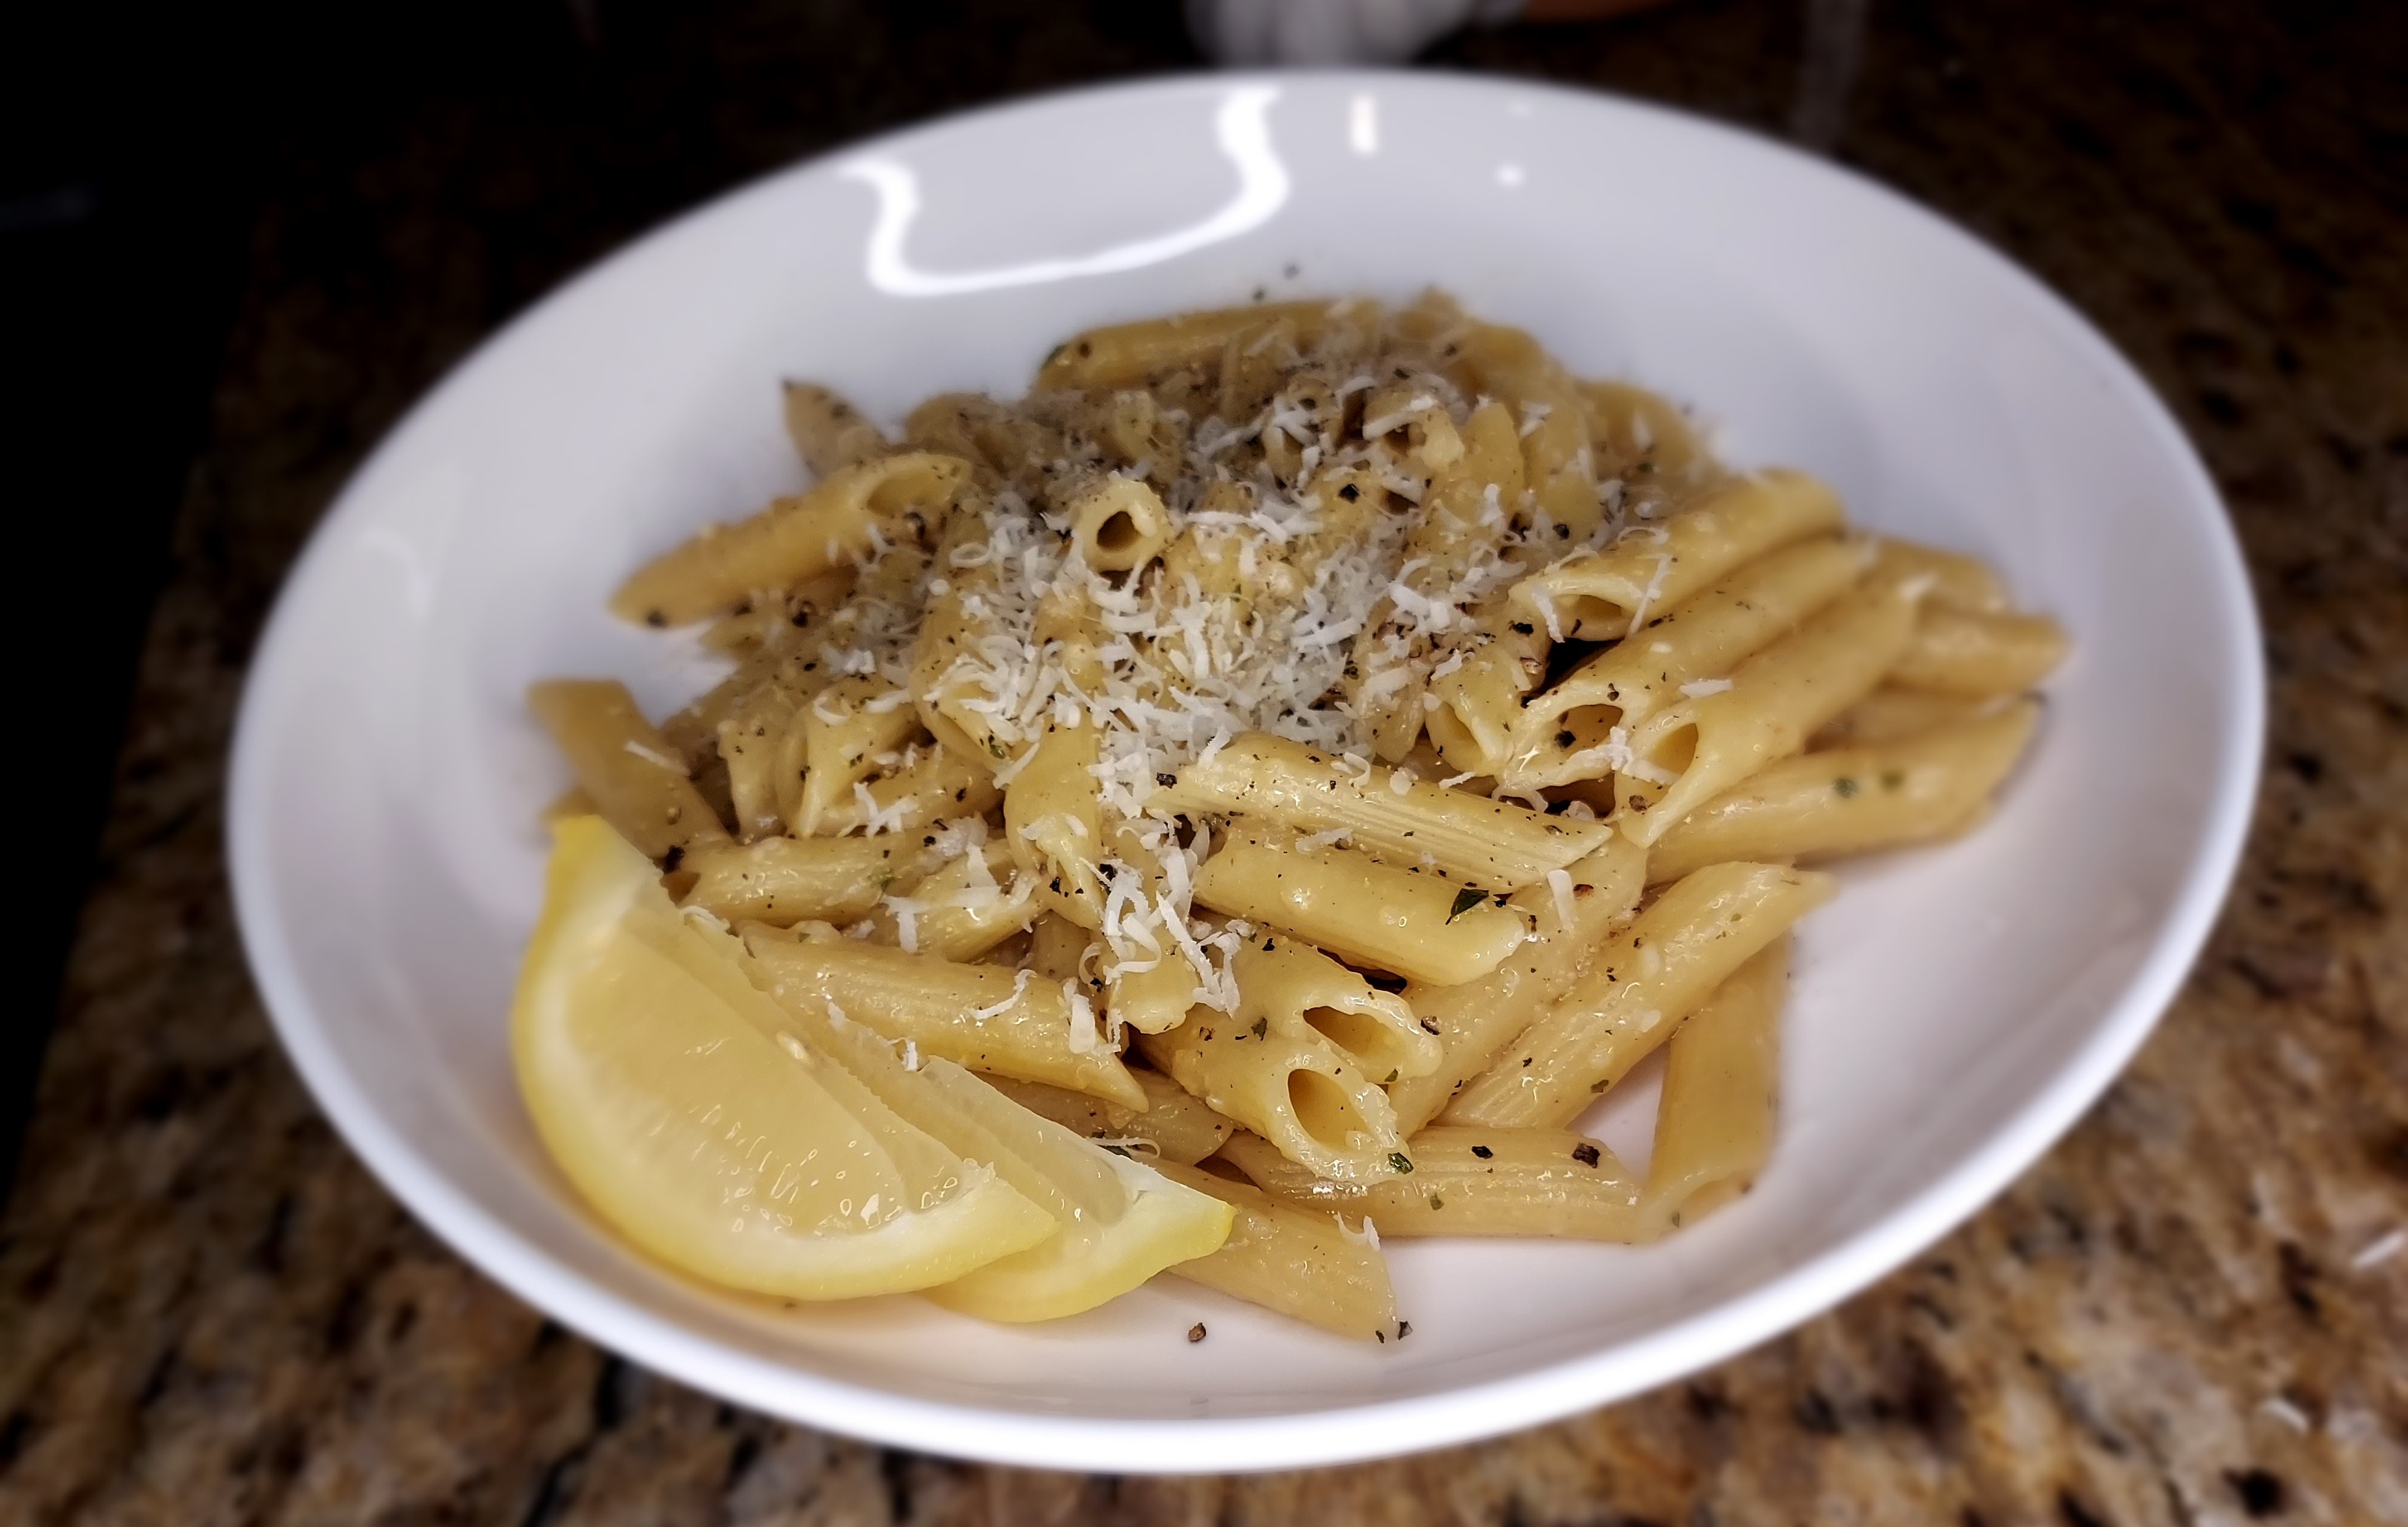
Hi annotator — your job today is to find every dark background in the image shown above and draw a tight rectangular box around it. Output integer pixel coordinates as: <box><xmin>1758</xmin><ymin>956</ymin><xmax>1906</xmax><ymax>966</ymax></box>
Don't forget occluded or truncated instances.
<box><xmin>1</xmin><ymin>4</ymin><xmax>2401</xmax><ymax>1522</ymax></box>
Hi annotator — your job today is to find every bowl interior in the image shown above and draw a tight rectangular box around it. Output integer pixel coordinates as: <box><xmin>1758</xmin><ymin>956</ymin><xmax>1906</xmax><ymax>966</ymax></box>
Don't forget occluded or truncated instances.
<box><xmin>231</xmin><ymin>73</ymin><xmax>2256</xmax><ymax>1470</ymax></box>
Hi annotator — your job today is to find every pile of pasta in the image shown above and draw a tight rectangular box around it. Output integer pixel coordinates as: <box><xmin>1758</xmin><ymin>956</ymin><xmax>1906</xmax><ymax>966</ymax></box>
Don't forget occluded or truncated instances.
<box><xmin>529</xmin><ymin>294</ymin><xmax>2065</xmax><ymax>1337</ymax></box>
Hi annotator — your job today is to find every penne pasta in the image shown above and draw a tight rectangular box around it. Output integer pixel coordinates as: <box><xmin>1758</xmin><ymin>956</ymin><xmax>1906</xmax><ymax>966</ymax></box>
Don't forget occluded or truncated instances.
<box><xmin>801</xmin><ymin>746</ymin><xmax>1002</xmax><ymax>840</ymax></box>
<box><xmin>1036</xmin><ymin>302</ymin><xmax>1342</xmax><ymax>390</ymax></box>
<box><xmin>1811</xmin><ymin>686</ymin><xmax>2006</xmax><ymax>748</ymax></box>
<box><xmin>1153</xmin><ymin>731</ymin><xmax>1610</xmax><ymax>889</ymax></box>
<box><xmin>1154</xmin><ymin>1160</ymin><xmax>1398</xmax><ymax>1340</ymax></box>
<box><xmin>1218</xmin><ymin>1127</ymin><xmax>1650</xmax><ymax>1241</ymax></box>
<box><xmin>1444</xmin><ymin>862</ymin><xmax>1834</xmax><ymax>1128</ymax></box>
<box><xmin>1065</xmin><ymin>476</ymin><xmax>1174</xmax><ymax>575</ymax></box>
<box><xmin>1388</xmin><ymin>835</ymin><xmax>1648</xmax><ymax>1135</ymax></box>
<box><xmin>1508</xmin><ymin>468</ymin><xmax>1845</xmax><ymax>642</ymax></box>
<box><xmin>982</xmin><ymin>1070</ymin><xmax>1236</xmax><ymax>1166</ymax></box>
<box><xmin>612</xmin><ymin>452</ymin><xmax>966</xmax><ymax>628</ymax></box>
<box><xmin>1191</xmin><ymin>830</ymin><xmax>1530</xmax><ymax>987</ymax></box>
<box><xmin>1646</xmin><ymin>701</ymin><xmax>2040</xmax><ymax>882</ymax></box>
<box><xmin>527</xmin><ymin>680</ymin><xmax>731</xmax><ymax>860</ymax></box>
<box><xmin>1138</xmin><ymin>935</ymin><xmax>1424</xmax><ymax>1182</ymax></box>
<box><xmin>1616</xmin><ymin>576</ymin><xmax>1924</xmax><ymax>845</ymax></box>
<box><xmin>1888</xmin><ymin>606</ymin><xmax>2070</xmax><ymax>697</ymax></box>
<box><xmin>744</xmin><ymin>925</ymin><xmax>1146</xmax><ymax>1110</ymax></box>
<box><xmin>1577</xmin><ymin>379</ymin><xmax>1719</xmax><ymax>499</ymax></box>
<box><xmin>860</xmin><ymin>841</ymin><xmax>1036</xmax><ymax>960</ymax></box>
<box><xmin>682</xmin><ymin>833</ymin><xmax>943</xmax><ymax>925</ymax></box>
<box><xmin>1645</xmin><ymin>936</ymin><xmax>1786</xmax><ymax>1230</ymax></box>
<box><xmin>1500</xmin><ymin>535</ymin><xmax>1870</xmax><ymax>790</ymax></box>
<box><xmin>781</xmin><ymin>382</ymin><xmax>890</xmax><ymax>478</ymax></box>
<box><xmin>1004</xmin><ymin>720</ymin><xmax>1108</xmax><ymax>927</ymax></box>
<box><xmin>1869</xmin><ymin>536</ymin><xmax>2007</xmax><ymax>614</ymax></box>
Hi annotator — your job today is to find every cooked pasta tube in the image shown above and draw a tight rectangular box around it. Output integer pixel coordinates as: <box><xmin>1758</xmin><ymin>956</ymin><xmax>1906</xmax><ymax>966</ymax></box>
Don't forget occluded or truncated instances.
<box><xmin>982</xmin><ymin>1071</ymin><xmax>1235</xmax><ymax>1166</ymax></box>
<box><xmin>1024</xmin><ymin>912</ymin><xmax>1091</xmax><ymax>983</ymax></box>
<box><xmin>1811</xmin><ymin>686</ymin><xmax>2006</xmax><ymax>748</ymax></box>
<box><xmin>1646</xmin><ymin>936</ymin><xmax>1786</xmax><ymax>1231</ymax></box>
<box><xmin>611</xmin><ymin>452</ymin><xmax>966</xmax><ymax>627</ymax></box>
<box><xmin>1004</xmin><ymin>720</ymin><xmax>1106</xmax><ymax>927</ymax></box>
<box><xmin>1035</xmin><ymin>302</ymin><xmax>1341</xmax><ymax>390</ymax></box>
<box><xmin>1509</xmin><ymin>469</ymin><xmax>1845</xmax><ymax>642</ymax></box>
<box><xmin>1617</xmin><ymin>577</ymin><xmax>1923</xmax><ymax>845</ymax></box>
<box><xmin>659</xmin><ymin>632</ymin><xmax>846</xmax><ymax>771</ymax></box>
<box><xmin>1064</xmin><ymin>476</ymin><xmax>1173</xmax><ymax>574</ymax></box>
<box><xmin>682</xmin><ymin>834</ymin><xmax>943</xmax><ymax>925</ymax></box>
<box><xmin>1646</xmin><ymin>701</ymin><xmax>2040</xmax><ymax>883</ymax></box>
<box><xmin>902</xmin><ymin>394</ymin><xmax>1066</xmax><ymax>494</ymax></box>
<box><xmin>1191</xmin><ymin>831</ymin><xmax>1530</xmax><ymax>986</ymax></box>
<box><xmin>1888</xmin><ymin>606</ymin><xmax>2070</xmax><ymax>697</ymax></box>
<box><xmin>1082</xmin><ymin>387</ymin><xmax>1187</xmax><ymax>484</ymax></box>
<box><xmin>1359</xmin><ymin>381</ymin><xmax>1465</xmax><ymax>471</ymax></box>
<box><xmin>1869</xmin><ymin>536</ymin><xmax>2007</xmax><ymax>614</ymax></box>
<box><xmin>1137</xmin><ymin>939</ymin><xmax>1421</xmax><ymax>1181</ymax></box>
<box><xmin>1097</xmin><ymin>819</ymin><xmax>1214</xmax><ymax>1036</ymax></box>
<box><xmin>1346</xmin><ymin>399</ymin><xmax>1527</xmax><ymax>759</ymax></box>
<box><xmin>1578</xmin><ymin>380</ymin><xmax>1719</xmax><ymax>496</ymax></box>
<box><xmin>804</xmin><ymin>747</ymin><xmax>1002</xmax><ymax>839</ymax></box>
<box><xmin>527</xmin><ymin>681</ymin><xmax>731</xmax><ymax>860</ymax></box>
<box><xmin>1218</xmin><ymin>1127</ymin><xmax>1649</xmax><ymax>1240</ymax></box>
<box><xmin>1421</xmin><ymin>609</ymin><xmax>1550</xmax><ymax>779</ymax></box>
<box><xmin>1451</xmin><ymin>320</ymin><xmax>1606</xmax><ymax>540</ymax></box>
<box><xmin>721</xmin><ymin>686</ymin><xmax>805</xmax><ymax>839</ymax></box>
<box><xmin>787</xmin><ymin>677</ymin><xmax>924</xmax><ymax>835</ymax></box>
<box><xmin>1388</xmin><ymin>835</ymin><xmax>1647</xmax><ymax>1135</ymax></box>
<box><xmin>1154</xmin><ymin>1161</ymin><xmax>1398</xmax><ymax>1341</ymax></box>
<box><xmin>1250</xmin><ymin>935</ymin><xmax>1440</xmax><ymax>1084</ymax></box>
<box><xmin>1153</xmin><ymin>732</ymin><xmax>1610</xmax><ymax>889</ymax></box>
<box><xmin>699</xmin><ymin>567</ymin><xmax>851</xmax><ymax>658</ymax></box>
<box><xmin>1500</xmin><ymin>536</ymin><xmax>1868</xmax><ymax>789</ymax></box>
<box><xmin>743</xmin><ymin>926</ymin><xmax>1145</xmax><ymax>1110</ymax></box>
<box><xmin>907</xmin><ymin>529</ymin><xmax>1022</xmax><ymax>768</ymax></box>
<box><xmin>781</xmin><ymin>382</ymin><xmax>889</xmax><ymax>477</ymax></box>
<box><xmin>1444</xmin><ymin>862</ymin><xmax>1834</xmax><ymax>1128</ymax></box>
<box><xmin>860</xmin><ymin>841</ymin><xmax>1035</xmax><ymax>960</ymax></box>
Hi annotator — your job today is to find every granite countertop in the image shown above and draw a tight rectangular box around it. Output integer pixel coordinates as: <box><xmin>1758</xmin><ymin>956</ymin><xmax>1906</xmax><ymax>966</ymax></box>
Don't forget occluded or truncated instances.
<box><xmin>2</xmin><ymin>2</ymin><xmax>2402</xmax><ymax>1522</ymax></box>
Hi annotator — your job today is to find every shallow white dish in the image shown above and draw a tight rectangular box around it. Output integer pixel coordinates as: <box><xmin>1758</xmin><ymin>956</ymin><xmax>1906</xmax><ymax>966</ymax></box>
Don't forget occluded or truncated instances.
<box><xmin>229</xmin><ymin>71</ymin><xmax>2259</xmax><ymax>1472</ymax></box>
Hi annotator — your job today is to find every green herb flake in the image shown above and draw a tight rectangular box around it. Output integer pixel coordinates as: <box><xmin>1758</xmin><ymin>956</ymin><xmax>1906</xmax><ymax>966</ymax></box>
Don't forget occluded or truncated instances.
<box><xmin>1446</xmin><ymin>888</ymin><xmax>1486</xmax><ymax>922</ymax></box>
<box><xmin>1833</xmin><ymin>776</ymin><xmax>1861</xmax><ymax>798</ymax></box>
<box><xmin>1389</xmin><ymin>1152</ymin><xmax>1415</xmax><ymax>1175</ymax></box>
<box><xmin>1250</xmin><ymin>1016</ymin><xmax>1268</xmax><ymax>1040</ymax></box>
<box><xmin>1429</xmin><ymin>1195</ymin><xmax>1445</xmax><ymax>1210</ymax></box>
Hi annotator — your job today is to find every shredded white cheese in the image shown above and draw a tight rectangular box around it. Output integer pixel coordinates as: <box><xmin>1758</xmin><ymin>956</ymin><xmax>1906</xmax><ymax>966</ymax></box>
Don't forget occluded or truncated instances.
<box><xmin>621</xmin><ymin>739</ymin><xmax>688</xmax><ymax>774</ymax></box>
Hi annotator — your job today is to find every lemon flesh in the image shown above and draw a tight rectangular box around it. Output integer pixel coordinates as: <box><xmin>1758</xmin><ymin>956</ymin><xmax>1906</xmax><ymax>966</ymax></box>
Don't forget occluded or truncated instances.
<box><xmin>512</xmin><ymin>817</ymin><xmax>1052</xmax><ymax>1299</ymax></box>
<box><xmin>749</xmin><ymin>990</ymin><xmax>1235</xmax><ymax>1323</ymax></box>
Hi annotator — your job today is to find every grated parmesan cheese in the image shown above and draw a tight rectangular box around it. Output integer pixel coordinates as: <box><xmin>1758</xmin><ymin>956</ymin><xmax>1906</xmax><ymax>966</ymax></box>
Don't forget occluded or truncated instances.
<box><xmin>1545</xmin><ymin>868</ymin><xmax>1575</xmax><ymax>930</ymax></box>
<box><xmin>621</xmin><ymin>739</ymin><xmax>688</xmax><ymax>774</ymax></box>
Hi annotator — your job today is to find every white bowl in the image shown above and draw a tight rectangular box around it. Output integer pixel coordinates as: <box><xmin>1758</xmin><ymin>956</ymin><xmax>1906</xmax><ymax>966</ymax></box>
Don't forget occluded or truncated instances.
<box><xmin>228</xmin><ymin>71</ymin><xmax>2260</xmax><ymax>1472</ymax></box>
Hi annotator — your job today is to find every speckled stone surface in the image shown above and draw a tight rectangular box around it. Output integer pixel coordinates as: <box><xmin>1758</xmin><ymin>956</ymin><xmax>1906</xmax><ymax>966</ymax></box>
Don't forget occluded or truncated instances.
<box><xmin>2</xmin><ymin>2</ymin><xmax>2403</xmax><ymax>1523</ymax></box>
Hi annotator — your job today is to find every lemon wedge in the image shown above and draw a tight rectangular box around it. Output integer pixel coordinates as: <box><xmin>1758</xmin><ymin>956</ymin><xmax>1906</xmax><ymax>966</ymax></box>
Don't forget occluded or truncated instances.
<box><xmin>511</xmin><ymin>817</ymin><xmax>1053</xmax><ymax>1299</ymax></box>
<box><xmin>765</xmin><ymin>1001</ymin><xmax>1236</xmax><ymax>1323</ymax></box>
